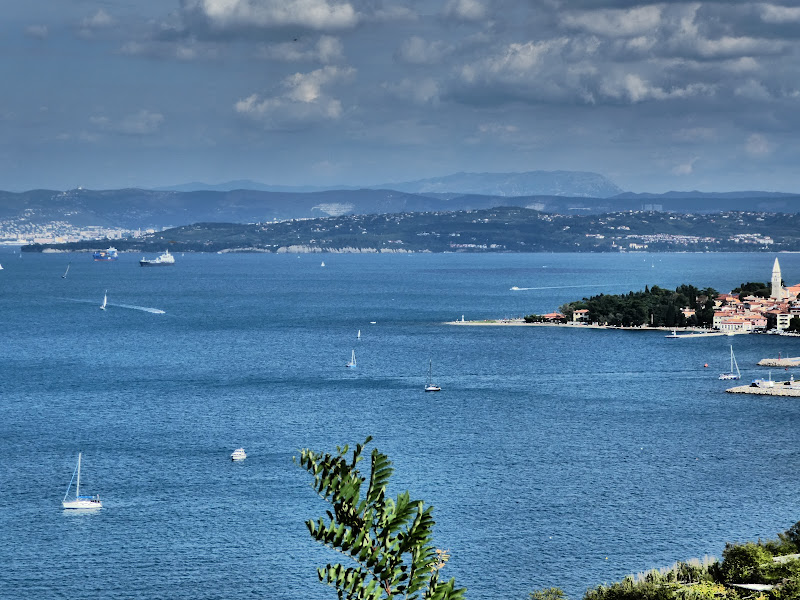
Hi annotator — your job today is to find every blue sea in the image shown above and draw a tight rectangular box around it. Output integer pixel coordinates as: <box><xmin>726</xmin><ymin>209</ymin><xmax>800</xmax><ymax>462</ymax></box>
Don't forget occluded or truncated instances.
<box><xmin>1</xmin><ymin>250</ymin><xmax>799</xmax><ymax>600</ymax></box>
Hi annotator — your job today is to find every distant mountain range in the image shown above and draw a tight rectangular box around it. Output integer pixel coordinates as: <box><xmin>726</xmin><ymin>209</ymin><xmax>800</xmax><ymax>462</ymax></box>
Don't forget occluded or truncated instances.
<box><xmin>1</xmin><ymin>170</ymin><xmax>799</xmax><ymax>233</ymax></box>
<box><xmin>155</xmin><ymin>170</ymin><xmax>623</xmax><ymax>198</ymax></box>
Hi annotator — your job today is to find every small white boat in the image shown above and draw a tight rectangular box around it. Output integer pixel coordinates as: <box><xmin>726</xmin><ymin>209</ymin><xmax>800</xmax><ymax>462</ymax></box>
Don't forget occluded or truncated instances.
<box><xmin>140</xmin><ymin>249</ymin><xmax>175</xmax><ymax>267</ymax></box>
<box><xmin>424</xmin><ymin>359</ymin><xmax>441</xmax><ymax>392</ymax></box>
<box><xmin>0</xmin><ymin>263</ymin><xmax>3</xmax><ymax>270</ymax></box>
<box><xmin>357</xmin><ymin>329</ymin><xmax>361</xmax><ymax>340</ymax></box>
<box><xmin>346</xmin><ymin>349</ymin><xmax>356</xmax><ymax>368</ymax></box>
<box><xmin>321</xmin><ymin>261</ymin><xmax>325</xmax><ymax>267</ymax></box>
<box><xmin>100</xmin><ymin>290</ymin><xmax>107</xmax><ymax>310</ymax></box>
<box><xmin>719</xmin><ymin>345</ymin><xmax>741</xmax><ymax>380</ymax></box>
<box><xmin>752</xmin><ymin>371</ymin><xmax>775</xmax><ymax>388</ymax></box>
<box><xmin>62</xmin><ymin>453</ymin><xmax>102</xmax><ymax>510</ymax></box>
<box><xmin>231</xmin><ymin>447</ymin><xmax>247</xmax><ymax>461</ymax></box>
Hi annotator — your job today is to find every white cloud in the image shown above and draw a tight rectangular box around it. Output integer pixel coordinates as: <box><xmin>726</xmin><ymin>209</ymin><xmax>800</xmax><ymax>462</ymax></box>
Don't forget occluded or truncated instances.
<box><xmin>734</xmin><ymin>79</ymin><xmax>771</xmax><ymax>100</ymax></box>
<box><xmin>25</xmin><ymin>25</ymin><xmax>48</xmax><ymax>39</ymax></box>
<box><xmin>120</xmin><ymin>40</ymin><xmax>220</xmax><ymax>61</ymax></box>
<box><xmin>82</xmin><ymin>9</ymin><xmax>115</xmax><ymax>29</ymax></box>
<box><xmin>396</xmin><ymin>36</ymin><xmax>450</xmax><ymax>65</ymax></box>
<box><xmin>600</xmin><ymin>73</ymin><xmax>714</xmax><ymax>103</ymax></box>
<box><xmin>90</xmin><ymin>110</ymin><xmax>165</xmax><ymax>135</ymax></box>
<box><xmin>460</xmin><ymin>39</ymin><xmax>568</xmax><ymax>83</ymax></box>
<box><xmin>442</xmin><ymin>0</ymin><xmax>486</xmax><ymax>22</ymax></box>
<box><xmin>672</xmin><ymin>157</ymin><xmax>698</xmax><ymax>175</ymax></box>
<box><xmin>235</xmin><ymin>65</ymin><xmax>355</xmax><ymax>128</ymax></box>
<box><xmin>257</xmin><ymin>35</ymin><xmax>343</xmax><ymax>63</ymax></box>
<box><xmin>382</xmin><ymin>77</ymin><xmax>440</xmax><ymax>105</ymax></box>
<box><xmin>562</xmin><ymin>5</ymin><xmax>662</xmax><ymax>38</ymax></box>
<box><xmin>184</xmin><ymin>0</ymin><xmax>359</xmax><ymax>30</ymax></box>
<box><xmin>746</xmin><ymin>133</ymin><xmax>772</xmax><ymax>157</ymax></box>
<box><xmin>760</xmin><ymin>4</ymin><xmax>800</xmax><ymax>24</ymax></box>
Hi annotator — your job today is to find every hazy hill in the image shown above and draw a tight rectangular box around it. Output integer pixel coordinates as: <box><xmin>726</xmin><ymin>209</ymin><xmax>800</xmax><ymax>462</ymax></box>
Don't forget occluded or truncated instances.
<box><xmin>2</xmin><ymin>184</ymin><xmax>800</xmax><ymax>233</ymax></box>
<box><xmin>154</xmin><ymin>170</ymin><xmax>624</xmax><ymax>198</ymax></box>
<box><xmin>372</xmin><ymin>170</ymin><xmax>624</xmax><ymax>198</ymax></box>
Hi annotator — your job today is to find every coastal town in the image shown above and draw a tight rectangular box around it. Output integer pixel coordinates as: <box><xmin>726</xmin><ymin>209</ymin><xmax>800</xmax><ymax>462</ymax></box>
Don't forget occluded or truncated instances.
<box><xmin>456</xmin><ymin>257</ymin><xmax>800</xmax><ymax>335</ymax></box>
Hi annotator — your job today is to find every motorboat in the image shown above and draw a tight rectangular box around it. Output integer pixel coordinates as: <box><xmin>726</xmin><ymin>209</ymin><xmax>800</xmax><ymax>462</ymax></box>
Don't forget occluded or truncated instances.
<box><xmin>140</xmin><ymin>250</ymin><xmax>175</xmax><ymax>267</ymax></box>
<box><xmin>231</xmin><ymin>448</ymin><xmax>247</xmax><ymax>461</ymax></box>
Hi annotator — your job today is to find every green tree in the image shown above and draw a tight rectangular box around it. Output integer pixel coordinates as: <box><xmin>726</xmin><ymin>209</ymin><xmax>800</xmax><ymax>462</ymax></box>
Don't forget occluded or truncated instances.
<box><xmin>530</xmin><ymin>587</ymin><xmax>567</xmax><ymax>600</ymax></box>
<box><xmin>787</xmin><ymin>317</ymin><xmax>800</xmax><ymax>333</ymax></box>
<box><xmin>296</xmin><ymin>437</ymin><xmax>466</xmax><ymax>600</ymax></box>
<box><xmin>717</xmin><ymin>542</ymin><xmax>772</xmax><ymax>584</ymax></box>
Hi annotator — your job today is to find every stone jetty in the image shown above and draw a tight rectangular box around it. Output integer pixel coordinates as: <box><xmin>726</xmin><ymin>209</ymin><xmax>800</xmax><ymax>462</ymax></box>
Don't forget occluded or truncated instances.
<box><xmin>726</xmin><ymin>382</ymin><xmax>800</xmax><ymax>396</ymax></box>
<box><xmin>757</xmin><ymin>356</ymin><xmax>800</xmax><ymax>367</ymax></box>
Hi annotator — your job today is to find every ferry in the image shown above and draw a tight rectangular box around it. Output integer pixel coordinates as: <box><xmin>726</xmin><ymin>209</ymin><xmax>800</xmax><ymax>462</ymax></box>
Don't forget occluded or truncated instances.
<box><xmin>93</xmin><ymin>246</ymin><xmax>118</xmax><ymax>261</ymax></box>
<box><xmin>140</xmin><ymin>250</ymin><xmax>175</xmax><ymax>267</ymax></box>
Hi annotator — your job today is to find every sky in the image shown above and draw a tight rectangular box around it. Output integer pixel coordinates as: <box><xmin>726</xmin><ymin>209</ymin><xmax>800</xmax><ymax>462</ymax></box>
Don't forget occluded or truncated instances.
<box><xmin>2</xmin><ymin>0</ymin><xmax>800</xmax><ymax>193</ymax></box>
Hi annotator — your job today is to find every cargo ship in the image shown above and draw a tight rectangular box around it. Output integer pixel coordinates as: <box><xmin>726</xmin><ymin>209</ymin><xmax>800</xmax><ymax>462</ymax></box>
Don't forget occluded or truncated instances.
<box><xmin>93</xmin><ymin>246</ymin><xmax>118</xmax><ymax>261</ymax></box>
<box><xmin>140</xmin><ymin>249</ymin><xmax>175</xmax><ymax>267</ymax></box>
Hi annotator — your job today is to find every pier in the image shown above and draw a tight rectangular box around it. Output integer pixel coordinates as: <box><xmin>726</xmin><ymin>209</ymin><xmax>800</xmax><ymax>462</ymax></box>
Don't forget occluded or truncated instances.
<box><xmin>756</xmin><ymin>357</ymin><xmax>800</xmax><ymax>367</ymax></box>
<box><xmin>725</xmin><ymin>382</ymin><xmax>800</xmax><ymax>396</ymax></box>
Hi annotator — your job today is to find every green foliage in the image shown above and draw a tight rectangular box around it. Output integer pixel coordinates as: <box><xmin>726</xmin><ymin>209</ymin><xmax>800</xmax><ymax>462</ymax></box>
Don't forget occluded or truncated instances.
<box><xmin>732</xmin><ymin>282</ymin><xmax>770</xmax><ymax>299</ymax></box>
<box><xmin>718</xmin><ymin>542</ymin><xmax>773</xmax><ymax>584</ymax></box>
<box><xmin>787</xmin><ymin>317</ymin><xmax>800</xmax><ymax>333</ymax></box>
<box><xmin>561</xmin><ymin>284</ymin><xmax>718</xmax><ymax>328</ymax></box>
<box><xmin>296</xmin><ymin>437</ymin><xmax>466</xmax><ymax>600</ymax></box>
<box><xmin>530</xmin><ymin>588</ymin><xmax>567</xmax><ymax>600</ymax></box>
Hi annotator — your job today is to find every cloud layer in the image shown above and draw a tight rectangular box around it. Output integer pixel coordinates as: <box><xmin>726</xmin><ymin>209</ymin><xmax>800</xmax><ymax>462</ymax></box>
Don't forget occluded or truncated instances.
<box><xmin>4</xmin><ymin>1</ymin><xmax>800</xmax><ymax>192</ymax></box>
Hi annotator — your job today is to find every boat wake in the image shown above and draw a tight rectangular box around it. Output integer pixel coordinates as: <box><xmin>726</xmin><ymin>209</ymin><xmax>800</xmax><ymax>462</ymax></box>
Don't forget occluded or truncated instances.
<box><xmin>116</xmin><ymin>304</ymin><xmax>166</xmax><ymax>314</ymax></box>
<box><xmin>66</xmin><ymin>299</ymin><xmax>165</xmax><ymax>314</ymax></box>
<box><xmin>510</xmin><ymin>283</ymin><xmax>630</xmax><ymax>291</ymax></box>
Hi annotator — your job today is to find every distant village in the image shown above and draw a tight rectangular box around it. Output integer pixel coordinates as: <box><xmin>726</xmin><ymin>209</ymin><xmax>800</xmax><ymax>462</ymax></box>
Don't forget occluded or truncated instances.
<box><xmin>535</xmin><ymin>257</ymin><xmax>800</xmax><ymax>334</ymax></box>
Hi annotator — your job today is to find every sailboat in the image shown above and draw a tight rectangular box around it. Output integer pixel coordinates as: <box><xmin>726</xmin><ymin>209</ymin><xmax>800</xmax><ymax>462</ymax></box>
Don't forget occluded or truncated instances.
<box><xmin>719</xmin><ymin>345</ymin><xmax>741</xmax><ymax>380</ymax></box>
<box><xmin>346</xmin><ymin>349</ymin><xmax>356</xmax><ymax>368</ymax></box>
<box><xmin>100</xmin><ymin>290</ymin><xmax>107</xmax><ymax>310</ymax></box>
<box><xmin>62</xmin><ymin>453</ymin><xmax>102</xmax><ymax>509</ymax></box>
<box><xmin>357</xmin><ymin>329</ymin><xmax>361</xmax><ymax>341</ymax></box>
<box><xmin>62</xmin><ymin>262</ymin><xmax>70</xmax><ymax>278</ymax></box>
<box><xmin>425</xmin><ymin>359</ymin><xmax>441</xmax><ymax>392</ymax></box>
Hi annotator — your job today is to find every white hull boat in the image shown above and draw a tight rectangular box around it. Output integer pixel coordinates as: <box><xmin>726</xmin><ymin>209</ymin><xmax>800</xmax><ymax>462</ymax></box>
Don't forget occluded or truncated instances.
<box><xmin>62</xmin><ymin>453</ymin><xmax>102</xmax><ymax>509</ymax></box>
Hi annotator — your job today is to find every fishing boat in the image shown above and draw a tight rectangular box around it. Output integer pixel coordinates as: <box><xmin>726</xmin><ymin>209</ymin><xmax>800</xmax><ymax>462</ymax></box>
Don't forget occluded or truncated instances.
<box><xmin>231</xmin><ymin>448</ymin><xmax>247</xmax><ymax>461</ymax></box>
<box><xmin>100</xmin><ymin>290</ymin><xmax>107</xmax><ymax>310</ymax></box>
<box><xmin>140</xmin><ymin>249</ymin><xmax>175</xmax><ymax>267</ymax></box>
<box><xmin>424</xmin><ymin>359</ymin><xmax>441</xmax><ymax>392</ymax></box>
<box><xmin>346</xmin><ymin>349</ymin><xmax>356</xmax><ymax>368</ymax></box>
<box><xmin>719</xmin><ymin>345</ymin><xmax>741</xmax><ymax>380</ymax></box>
<box><xmin>62</xmin><ymin>453</ymin><xmax>102</xmax><ymax>509</ymax></box>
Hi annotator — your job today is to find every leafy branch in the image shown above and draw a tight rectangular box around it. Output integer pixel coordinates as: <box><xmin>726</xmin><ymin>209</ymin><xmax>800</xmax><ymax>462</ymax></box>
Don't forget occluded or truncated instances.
<box><xmin>296</xmin><ymin>437</ymin><xmax>466</xmax><ymax>600</ymax></box>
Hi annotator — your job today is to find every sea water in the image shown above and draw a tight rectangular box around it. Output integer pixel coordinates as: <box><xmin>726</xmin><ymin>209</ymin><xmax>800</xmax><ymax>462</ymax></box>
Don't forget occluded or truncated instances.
<box><xmin>1</xmin><ymin>251</ymin><xmax>799</xmax><ymax>600</ymax></box>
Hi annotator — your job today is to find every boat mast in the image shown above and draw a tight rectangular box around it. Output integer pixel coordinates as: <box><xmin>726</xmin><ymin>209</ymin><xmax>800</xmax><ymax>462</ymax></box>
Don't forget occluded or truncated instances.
<box><xmin>76</xmin><ymin>452</ymin><xmax>81</xmax><ymax>498</ymax></box>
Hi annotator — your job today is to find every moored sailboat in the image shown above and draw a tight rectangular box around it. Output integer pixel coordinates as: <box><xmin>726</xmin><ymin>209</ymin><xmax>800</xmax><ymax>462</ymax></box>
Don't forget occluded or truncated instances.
<box><xmin>719</xmin><ymin>345</ymin><xmax>741</xmax><ymax>380</ymax></box>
